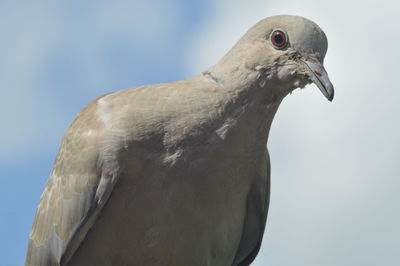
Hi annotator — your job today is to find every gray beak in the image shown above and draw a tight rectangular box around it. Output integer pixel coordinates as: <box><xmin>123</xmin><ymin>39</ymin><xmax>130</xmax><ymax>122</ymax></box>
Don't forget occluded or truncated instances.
<box><xmin>301</xmin><ymin>58</ymin><xmax>334</xmax><ymax>101</ymax></box>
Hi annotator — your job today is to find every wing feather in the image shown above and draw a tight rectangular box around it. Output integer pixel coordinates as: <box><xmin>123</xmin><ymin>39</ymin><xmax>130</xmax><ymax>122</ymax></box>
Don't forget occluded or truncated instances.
<box><xmin>26</xmin><ymin>97</ymin><xmax>121</xmax><ymax>266</ymax></box>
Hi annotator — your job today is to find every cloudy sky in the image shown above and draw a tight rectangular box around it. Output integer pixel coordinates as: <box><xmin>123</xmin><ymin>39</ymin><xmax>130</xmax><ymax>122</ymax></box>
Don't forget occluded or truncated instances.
<box><xmin>1</xmin><ymin>0</ymin><xmax>399</xmax><ymax>265</ymax></box>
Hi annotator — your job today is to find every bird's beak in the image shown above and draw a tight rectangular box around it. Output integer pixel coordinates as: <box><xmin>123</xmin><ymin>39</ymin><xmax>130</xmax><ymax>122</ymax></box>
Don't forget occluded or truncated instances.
<box><xmin>301</xmin><ymin>58</ymin><xmax>334</xmax><ymax>101</ymax></box>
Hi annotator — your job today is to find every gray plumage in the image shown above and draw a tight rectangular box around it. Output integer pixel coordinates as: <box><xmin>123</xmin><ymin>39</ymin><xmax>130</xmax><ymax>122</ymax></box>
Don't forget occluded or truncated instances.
<box><xmin>26</xmin><ymin>15</ymin><xmax>334</xmax><ymax>266</ymax></box>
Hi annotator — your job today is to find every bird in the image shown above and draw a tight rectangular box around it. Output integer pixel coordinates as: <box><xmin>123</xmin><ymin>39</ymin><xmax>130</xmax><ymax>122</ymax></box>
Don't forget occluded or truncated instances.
<box><xmin>26</xmin><ymin>15</ymin><xmax>334</xmax><ymax>266</ymax></box>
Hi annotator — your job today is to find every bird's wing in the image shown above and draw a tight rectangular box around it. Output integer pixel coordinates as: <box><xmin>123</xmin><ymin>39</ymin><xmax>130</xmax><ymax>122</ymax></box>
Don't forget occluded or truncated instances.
<box><xmin>233</xmin><ymin>149</ymin><xmax>271</xmax><ymax>266</ymax></box>
<box><xmin>25</xmin><ymin>96</ymin><xmax>121</xmax><ymax>266</ymax></box>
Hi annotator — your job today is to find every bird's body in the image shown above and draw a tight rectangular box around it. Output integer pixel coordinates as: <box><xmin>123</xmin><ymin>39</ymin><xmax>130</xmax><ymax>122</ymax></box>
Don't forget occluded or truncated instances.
<box><xmin>26</xmin><ymin>15</ymin><xmax>333</xmax><ymax>266</ymax></box>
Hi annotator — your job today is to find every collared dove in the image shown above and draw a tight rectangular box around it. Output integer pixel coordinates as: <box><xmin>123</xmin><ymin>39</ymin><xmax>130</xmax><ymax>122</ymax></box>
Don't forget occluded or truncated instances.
<box><xmin>26</xmin><ymin>15</ymin><xmax>334</xmax><ymax>266</ymax></box>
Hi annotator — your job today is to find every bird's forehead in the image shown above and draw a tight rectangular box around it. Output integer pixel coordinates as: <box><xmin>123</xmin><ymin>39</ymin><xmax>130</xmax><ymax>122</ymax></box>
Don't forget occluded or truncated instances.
<box><xmin>251</xmin><ymin>15</ymin><xmax>328</xmax><ymax>62</ymax></box>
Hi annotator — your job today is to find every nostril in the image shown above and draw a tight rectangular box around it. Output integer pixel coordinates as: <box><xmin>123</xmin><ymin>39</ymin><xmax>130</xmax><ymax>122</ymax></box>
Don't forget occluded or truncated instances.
<box><xmin>315</xmin><ymin>70</ymin><xmax>322</xmax><ymax>76</ymax></box>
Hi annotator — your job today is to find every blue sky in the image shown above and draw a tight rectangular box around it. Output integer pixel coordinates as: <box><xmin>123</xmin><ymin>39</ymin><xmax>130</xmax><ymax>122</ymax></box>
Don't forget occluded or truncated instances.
<box><xmin>1</xmin><ymin>0</ymin><xmax>399</xmax><ymax>265</ymax></box>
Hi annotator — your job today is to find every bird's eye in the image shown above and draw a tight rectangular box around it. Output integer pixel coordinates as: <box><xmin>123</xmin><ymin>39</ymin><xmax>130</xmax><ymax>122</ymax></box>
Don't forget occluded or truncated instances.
<box><xmin>271</xmin><ymin>30</ymin><xmax>287</xmax><ymax>48</ymax></box>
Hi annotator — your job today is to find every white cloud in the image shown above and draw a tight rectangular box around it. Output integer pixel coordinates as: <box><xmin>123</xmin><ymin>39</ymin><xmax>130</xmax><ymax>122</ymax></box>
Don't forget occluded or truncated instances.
<box><xmin>187</xmin><ymin>0</ymin><xmax>400</xmax><ymax>265</ymax></box>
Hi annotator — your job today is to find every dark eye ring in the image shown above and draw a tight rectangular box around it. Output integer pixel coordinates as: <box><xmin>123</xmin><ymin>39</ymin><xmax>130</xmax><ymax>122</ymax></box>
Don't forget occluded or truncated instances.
<box><xmin>271</xmin><ymin>30</ymin><xmax>287</xmax><ymax>49</ymax></box>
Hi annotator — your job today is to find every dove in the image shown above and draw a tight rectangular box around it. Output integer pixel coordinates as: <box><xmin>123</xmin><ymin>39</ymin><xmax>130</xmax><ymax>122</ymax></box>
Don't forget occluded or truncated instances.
<box><xmin>26</xmin><ymin>15</ymin><xmax>334</xmax><ymax>266</ymax></box>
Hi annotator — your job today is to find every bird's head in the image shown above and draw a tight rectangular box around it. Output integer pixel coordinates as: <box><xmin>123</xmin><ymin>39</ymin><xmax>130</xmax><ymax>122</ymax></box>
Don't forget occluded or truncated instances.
<box><xmin>221</xmin><ymin>15</ymin><xmax>334</xmax><ymax>101</ymax></box>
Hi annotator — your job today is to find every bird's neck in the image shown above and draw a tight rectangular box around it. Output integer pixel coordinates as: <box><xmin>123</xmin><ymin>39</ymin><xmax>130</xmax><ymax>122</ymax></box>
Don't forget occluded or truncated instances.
<box><xmin>202</xmin><ymin>62</ymin><xmax>288</xmax><ymax>148</ymax></box>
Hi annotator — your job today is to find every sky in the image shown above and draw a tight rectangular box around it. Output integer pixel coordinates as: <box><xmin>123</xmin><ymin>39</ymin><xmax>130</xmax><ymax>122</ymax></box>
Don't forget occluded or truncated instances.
<box><xmin>0</xmin><ymin>0</ymin><xmax>399</xmax><ymax>265</ymax></box>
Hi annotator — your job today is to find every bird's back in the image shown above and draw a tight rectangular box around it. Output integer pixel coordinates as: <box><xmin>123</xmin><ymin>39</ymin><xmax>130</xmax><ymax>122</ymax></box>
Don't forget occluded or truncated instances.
<box><xmin>26</xmin><ymin>76</ymin><xmax>271</xmax><ymax>266</ymax></box>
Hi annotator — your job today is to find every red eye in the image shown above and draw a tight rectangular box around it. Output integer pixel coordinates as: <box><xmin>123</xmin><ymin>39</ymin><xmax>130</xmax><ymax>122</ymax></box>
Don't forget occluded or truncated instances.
<box><xmin>271</xmin><ymin>30</ymin><xmax>287</xmax><ymax>48</ymax></box>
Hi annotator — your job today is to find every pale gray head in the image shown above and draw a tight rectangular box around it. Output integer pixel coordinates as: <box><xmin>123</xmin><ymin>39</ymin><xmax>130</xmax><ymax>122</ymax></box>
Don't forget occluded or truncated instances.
<box><xmin>214</xmin><ymin>15</ymin><xmax>334</xmax><ymax>101</ymax></box>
